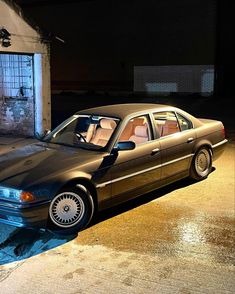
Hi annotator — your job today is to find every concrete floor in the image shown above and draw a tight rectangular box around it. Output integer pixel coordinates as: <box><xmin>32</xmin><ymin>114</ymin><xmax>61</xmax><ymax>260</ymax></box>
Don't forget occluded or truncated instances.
<box><xmin>0</xmin><ymin>138</ymin><xmax>234</xmax><ymax>293</ymax></box>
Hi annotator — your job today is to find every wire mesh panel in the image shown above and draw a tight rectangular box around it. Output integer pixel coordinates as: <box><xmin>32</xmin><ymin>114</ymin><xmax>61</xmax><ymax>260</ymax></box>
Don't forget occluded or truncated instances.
<box><xmin>0</xmin><ymin>54</ymin><xmax>33</xmax><ymax>98</ymax></box>
<box><xmin>134</xmin><ymin>65</ymin><xmax>214</xmax><ymax>96</ymax></box>
<box><xmin>0</xmin><ymin>53</ymin><xmax>34</xmax><ymax>136</ymax></box>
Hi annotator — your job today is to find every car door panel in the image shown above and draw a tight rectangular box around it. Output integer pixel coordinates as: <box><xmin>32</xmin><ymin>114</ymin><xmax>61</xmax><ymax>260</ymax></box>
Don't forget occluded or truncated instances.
<box><xmin>111</xmin><ymin>140</ymin><xmax>161</xmax><ymax>198</ymax></box>
<box><xmin>159</xmin><ymin>129</ymin><xmax>196</xmax><ymax>179</ymax></box>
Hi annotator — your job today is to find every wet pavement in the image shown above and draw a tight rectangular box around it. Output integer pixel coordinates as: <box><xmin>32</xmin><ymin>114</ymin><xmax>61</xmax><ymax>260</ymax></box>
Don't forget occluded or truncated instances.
<box><xmin>0</xmin><ymin>140</ymin><xmax>234</xmax><ymax>293</ymax></box>
<box><xmin>0</xmin><ymin>136</ymin><xmax>36</xmax><ymax>155</ymax></box>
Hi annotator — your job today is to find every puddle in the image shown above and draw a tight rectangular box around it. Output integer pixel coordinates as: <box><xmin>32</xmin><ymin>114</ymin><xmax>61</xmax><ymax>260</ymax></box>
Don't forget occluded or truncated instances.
<box><xmin>76</xmin><ymin>201</ymin><xmax>235</xmax><ymax>266</ymax></box>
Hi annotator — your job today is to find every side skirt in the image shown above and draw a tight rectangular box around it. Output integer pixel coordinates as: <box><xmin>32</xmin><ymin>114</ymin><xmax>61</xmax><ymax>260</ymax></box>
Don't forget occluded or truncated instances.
<box><xmin>98</xmin><ymin>171</ymin><xmax>189</xmax><ymax>211</ymax></box>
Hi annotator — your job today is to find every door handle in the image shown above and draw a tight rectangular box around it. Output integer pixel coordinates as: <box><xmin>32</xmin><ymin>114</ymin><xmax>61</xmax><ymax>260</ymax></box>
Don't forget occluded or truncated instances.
<box><xmin>187</xmin><ymin>137</ymin><xmax>194</xmax><ymax>143</ymax></box>
<box><xmin>151</xmin><ymin>148</ymin><xmax>160</xmax><ymax>155</ymax></box>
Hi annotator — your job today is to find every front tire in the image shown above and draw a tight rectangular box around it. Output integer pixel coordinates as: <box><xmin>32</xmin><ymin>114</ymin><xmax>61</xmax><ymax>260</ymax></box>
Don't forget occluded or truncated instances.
<box><xmin>190</xmin><ymin>147</ymin><xmax>212</xmax><ymax>181</ymax></box>
<box><xmin>48</xmin><ymin>187</ymin><xmax>94</xmax><ymax>235</ymax></box>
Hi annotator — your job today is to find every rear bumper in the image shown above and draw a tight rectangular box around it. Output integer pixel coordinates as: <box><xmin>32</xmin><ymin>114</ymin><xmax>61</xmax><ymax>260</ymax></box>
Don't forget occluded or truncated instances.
<box><xmin>212</xmin><ymin>139</ymin><xmax>228</xmax><ymax>161</ymax></box>
<box><xmin>0</xmin><ymin>200</ymin><xmax>50</xmax><ymax>229</ymax></box>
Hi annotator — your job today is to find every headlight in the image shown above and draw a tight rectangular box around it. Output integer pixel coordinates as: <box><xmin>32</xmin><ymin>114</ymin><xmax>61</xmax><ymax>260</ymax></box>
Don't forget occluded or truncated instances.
<box><xmin>0</xmin><ymin>186</ymin><xmax>35</xmax><ymax>202</ymax></box>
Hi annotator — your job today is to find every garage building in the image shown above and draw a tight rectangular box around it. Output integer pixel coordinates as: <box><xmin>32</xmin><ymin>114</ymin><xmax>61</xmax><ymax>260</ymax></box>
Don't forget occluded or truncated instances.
<box><xmin>0</xmin><ymin>0</ymin><xmax>51</xmax><ymax>137</ymax></box>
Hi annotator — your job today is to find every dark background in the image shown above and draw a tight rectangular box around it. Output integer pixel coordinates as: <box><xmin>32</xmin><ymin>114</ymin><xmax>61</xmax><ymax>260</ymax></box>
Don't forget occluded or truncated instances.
<box><xmin>14</xmin><ymin>0</ymin><xmax>233</xmax><ymax>96</ymax></box>
<box><xmin>11</xmin><ymin>0</ymin><xmax>234</xmax><ymax>132</ymax></box>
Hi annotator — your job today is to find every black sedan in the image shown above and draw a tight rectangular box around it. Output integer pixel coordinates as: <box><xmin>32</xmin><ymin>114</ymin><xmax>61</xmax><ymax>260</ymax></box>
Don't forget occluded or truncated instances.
<box><xmin>0</xmin><ymin>104</ymin><xmax>227</xmax><ymax>234</ymax></box>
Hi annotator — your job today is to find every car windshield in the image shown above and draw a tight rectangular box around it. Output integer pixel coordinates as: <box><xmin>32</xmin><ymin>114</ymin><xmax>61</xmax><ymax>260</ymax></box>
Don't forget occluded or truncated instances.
<box><xmin>43</xmin><ymin>115</ymin><xmax>120</xmax><ymax>150</ymax></box>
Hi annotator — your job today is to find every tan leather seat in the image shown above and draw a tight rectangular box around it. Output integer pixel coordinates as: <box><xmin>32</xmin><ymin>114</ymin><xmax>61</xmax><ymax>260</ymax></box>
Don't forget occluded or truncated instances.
<box><xmin>86</xmin><ymin>123</ymin><xmax>96</xmax><ymax>142</ymax></box>
<box><xmin>119</xmin><ymin>118</ymin><xmax>145</xmax><ymax>141</ymax></box>
<box><xmin>162</xmin><ymin>120</ymin><xmax>179</xmax><ymax>136</ymax></box>
<box><xmin>90</xmin><ymin>119</ymin><xmax>116</xmax><ymax>146</ymax></box>
<box><xmin>157</xmin><ymin>124</ymin><xmax>163</xmax><ymax>137</ymax></box>
<box><xmin>129</xmin><ymin>125</ymin><xmax>149</xmax><ymax>144</ymax></box>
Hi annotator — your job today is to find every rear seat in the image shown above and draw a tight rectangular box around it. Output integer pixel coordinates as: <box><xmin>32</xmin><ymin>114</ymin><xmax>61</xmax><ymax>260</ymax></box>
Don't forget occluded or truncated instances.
<box><xmin>161</xmin><ymin>120</ymin><xmax>179</xmax><ymax>136</ymax></box>
<box><xmin>129</xmin><ymin>125</ymin><xmax>149</xmax><ymax>144</ymax></box>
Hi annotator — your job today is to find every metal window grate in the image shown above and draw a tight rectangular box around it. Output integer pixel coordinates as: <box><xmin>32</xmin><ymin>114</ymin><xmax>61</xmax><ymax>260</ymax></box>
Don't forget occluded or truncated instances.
<box><xmin>0</xmin><ymin>54</ymin><xmax>33</xmax><ymax>99</ymax></box>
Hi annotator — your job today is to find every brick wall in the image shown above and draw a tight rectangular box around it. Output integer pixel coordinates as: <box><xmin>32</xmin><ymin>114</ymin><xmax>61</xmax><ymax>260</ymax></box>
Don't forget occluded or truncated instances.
<box><xmin>0</xmin><ymin>97</ymin><xmax>34</xmax><ymax>136</ymax></box>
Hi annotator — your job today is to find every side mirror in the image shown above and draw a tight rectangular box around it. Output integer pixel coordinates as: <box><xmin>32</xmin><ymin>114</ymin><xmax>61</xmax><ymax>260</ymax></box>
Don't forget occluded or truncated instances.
<box><xmin>115</xmin><ymin>141</ymin><xmax>136</xmax><ymax>151</ymax></box>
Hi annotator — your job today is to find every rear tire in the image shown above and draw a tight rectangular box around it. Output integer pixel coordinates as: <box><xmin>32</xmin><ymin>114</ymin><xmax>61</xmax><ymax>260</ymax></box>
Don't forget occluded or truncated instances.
<box><xmin>190</xmin><ymin>147</ymin><xmax>212</xmax><ymax>181</ymax></box>
<box><xmin>48</xmin><ymin>187</ymin><xmax>94</xmax><ymax>235</ymax></box>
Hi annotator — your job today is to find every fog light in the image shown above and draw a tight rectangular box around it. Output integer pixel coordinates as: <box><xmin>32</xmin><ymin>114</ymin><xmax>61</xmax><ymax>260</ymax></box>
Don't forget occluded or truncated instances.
<box><xmin>20</xmin><ymin>191</ymin><xmax>35</xmax><ymax>202</ymax></box>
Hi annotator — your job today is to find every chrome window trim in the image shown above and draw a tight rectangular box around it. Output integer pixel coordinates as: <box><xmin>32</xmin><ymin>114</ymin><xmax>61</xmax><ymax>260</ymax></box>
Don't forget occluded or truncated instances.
<box><xmin>52</xmin><ymin>115</ymin><xmax>79</xmax><ymax>138</ymax></box>
<box><xmin>156</xmin><ymin>128</ymin><xmax>195</xmax><ymax>141</ymax></box>
<box><xmin>96</xmin><ymin>153</ymin><xmax>194</xmax><ymax>188</ymax></box>
<box><xmin>115</xmin><ymin>113</ymin><xmax>154</xmax><ymax>147</ymax></box>
<box><xmin>153</xmin><ymin>110</ymin><xmax>180</xmax><ymax>138</ymax></box>
<box><xmin>153</xmin><ymin>110</ymin><xmax>195</xmax><ymax>139</ymax></box>
<box><xmin>175</xmin><ymin>111</ymin><xmax>194</xmax><ymax>131</ymax></box>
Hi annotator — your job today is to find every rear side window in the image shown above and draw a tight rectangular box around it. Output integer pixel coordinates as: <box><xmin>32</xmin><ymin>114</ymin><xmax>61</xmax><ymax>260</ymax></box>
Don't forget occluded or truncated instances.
<box><xmin>153</xmin><ymin>111</ymin><xmax>180</xmax><ymax>137</ymax></box>
<box><xmin>176</xmin><ymin>113</ymin><xmax>193</xmax><ymax>131</ymax></box>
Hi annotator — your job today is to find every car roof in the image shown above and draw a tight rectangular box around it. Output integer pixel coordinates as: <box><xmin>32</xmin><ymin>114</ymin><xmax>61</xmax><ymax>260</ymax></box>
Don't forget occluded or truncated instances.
<box><xmin>76</xmin><ymin>103</ymin><xmax>174</xmax><ymax>119</ymax></box>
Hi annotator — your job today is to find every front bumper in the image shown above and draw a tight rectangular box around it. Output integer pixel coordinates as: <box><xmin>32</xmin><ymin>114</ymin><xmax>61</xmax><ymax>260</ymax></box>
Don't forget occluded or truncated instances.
<box><xmin>0</xmin><ymin>200</ymin><xmax>50</xmax><ymax>229</ymax></box>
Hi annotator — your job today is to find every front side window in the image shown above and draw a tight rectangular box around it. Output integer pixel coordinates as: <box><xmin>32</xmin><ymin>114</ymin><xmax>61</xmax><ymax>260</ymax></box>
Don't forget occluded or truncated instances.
<box><xmin>153</xmin><ymin>111</ymin><xmax>180</xmax><ymax>137</ymax></box>
<box><xmin>44</xmin><ymin>115</ymin><xmax>119</xmax><ymax>149</ymax></box>
<box><xmin>118</xmin><ymin>115</ymin><xmax>151</xmax><ymax>145</ymax></box>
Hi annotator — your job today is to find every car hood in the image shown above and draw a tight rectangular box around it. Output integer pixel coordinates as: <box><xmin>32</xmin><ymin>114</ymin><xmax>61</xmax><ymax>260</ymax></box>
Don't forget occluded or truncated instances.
<box><xmin>0</xmin><ymin>142</ymin><xmax>103</xmax><ymax>188</ymax></box>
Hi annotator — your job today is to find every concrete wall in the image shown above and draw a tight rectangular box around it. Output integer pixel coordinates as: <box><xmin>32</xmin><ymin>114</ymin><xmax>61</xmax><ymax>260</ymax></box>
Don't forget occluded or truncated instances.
<box><xmin>0</xmin><ymin>0</ymin><xmax>51</xmax><ymax>136</ymax></box>
<box><xmin>0</xmin><ymin>95</ymin><xmax>35</xmax><ymax>136</ymax></box>
<box><xmin>0</xmin><ymin>0</ymin><xmax>45</xmax><ymax>53</ymax></box>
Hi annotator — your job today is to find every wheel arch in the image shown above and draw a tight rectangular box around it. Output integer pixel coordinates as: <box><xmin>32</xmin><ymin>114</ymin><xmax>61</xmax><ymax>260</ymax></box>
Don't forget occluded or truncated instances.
<box><xmin>189</xmin><ymin>141</ymin><xmax>213</xmax><ymax>181</ymax></box>
<box><xmin>59</xmin><ymin>177</ymin><xmax>98</xmax><ymax>212</ymax></box>
<box><xmin>193</xmin><ymin>139</ymin><xmax>213</xmax><ymax>155</ymax></box>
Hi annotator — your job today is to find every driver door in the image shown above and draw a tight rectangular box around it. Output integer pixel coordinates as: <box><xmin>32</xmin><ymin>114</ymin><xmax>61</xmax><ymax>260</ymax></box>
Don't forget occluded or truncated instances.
<box><xmin>110</xmin><ymin>115</ymin><xmax>162</xmax><ymax>200</ymax></box>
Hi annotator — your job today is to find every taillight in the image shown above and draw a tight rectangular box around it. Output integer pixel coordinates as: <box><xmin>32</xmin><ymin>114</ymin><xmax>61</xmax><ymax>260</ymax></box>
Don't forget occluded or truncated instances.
<box><xmin>221</xmin><ymin>127</ymin><xmax>226</xmax><ymax>139</ymax></box>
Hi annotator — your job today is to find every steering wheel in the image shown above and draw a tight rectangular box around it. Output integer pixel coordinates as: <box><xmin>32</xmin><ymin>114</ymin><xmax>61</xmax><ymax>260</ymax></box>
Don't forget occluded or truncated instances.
<box><xmin>75</xmin><ymin>132</ymin><xmax>87</xmax><ymax>143</ymax></box>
